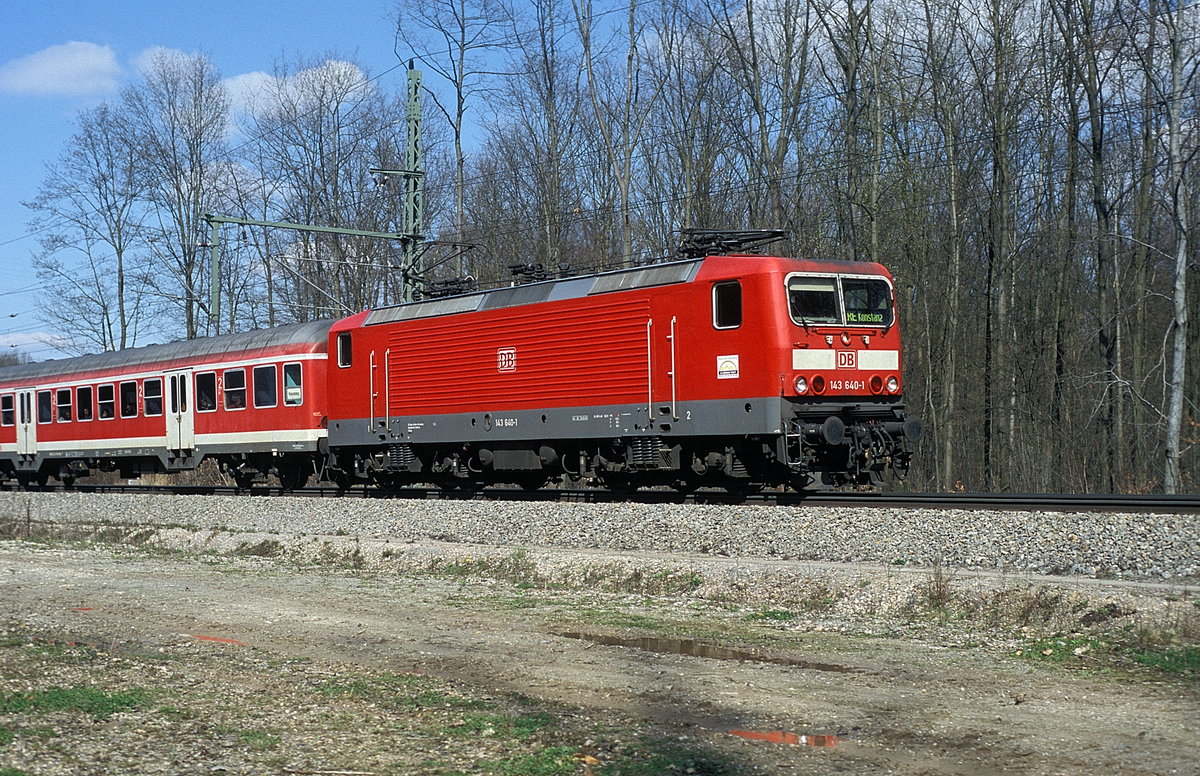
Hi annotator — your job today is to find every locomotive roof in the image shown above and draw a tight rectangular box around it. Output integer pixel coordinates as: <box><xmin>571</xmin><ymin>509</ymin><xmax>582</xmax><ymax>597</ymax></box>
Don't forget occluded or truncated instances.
<box><xmin>361</xmin><ymin>253</ymin><xmax>889</xmax><ymax>327</ymax></box>
<box><xmin>0</xmin><ymin>318</ymin><xmax>334</xmax><ymax>385</ymax></box>
<box><xmin>364</xmin><ymin>258</ymin><xmax>708</xmax><ymax>326</ymax></box>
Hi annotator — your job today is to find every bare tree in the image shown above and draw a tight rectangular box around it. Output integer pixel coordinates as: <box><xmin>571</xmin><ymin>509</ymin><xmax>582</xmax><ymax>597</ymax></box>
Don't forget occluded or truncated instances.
<box><xmin>1160</xmin><ymin>0</ymin><xmax>1198</xmax><ymax>493</ymax></box>
<box><xmin>25</xmin><ymin>103</ymin><xmax>149</xmax><ymax>352</ymax></box>
<box><xmin>241</xmin><ymin>58</ymin><xmax>407</xmax><ymax>315</ymax></box>
<box><xmin>397</xmin><ymin>0</ymin><xmax>509</xmax><ymax>276</ymax></box>
<box><xmin>122</xmin><ymin>50</ymin><xmax>231</xmax><ymax>339</ymax></box>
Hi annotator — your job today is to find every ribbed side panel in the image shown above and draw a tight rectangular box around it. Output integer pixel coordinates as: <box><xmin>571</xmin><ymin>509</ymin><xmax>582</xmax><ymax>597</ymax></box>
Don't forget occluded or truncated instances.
<box><xmin>386</xmin><ymin>298</ymin><xmax>650</xmax><ymax>414</ymax></box>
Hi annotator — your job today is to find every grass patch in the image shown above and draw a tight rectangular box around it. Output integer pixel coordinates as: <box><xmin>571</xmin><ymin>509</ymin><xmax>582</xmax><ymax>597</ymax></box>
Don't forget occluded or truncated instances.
<box><xmin>745</xmin><ymin>609</ymin><xmax>796</xmax><ymax>622</ymax></box>
<box><xmin>1018</xmin><ymin>634</ymin><xmax>1199</xmax><ymax>676</ymax></box>
<box><xmin>450</xmin><ymin>711</ymin><xmax>555</xmax><ymax>741</ymax></box>
<box><xmin>236</xmin><ymin>729</ymin><xmax>282</xmax><ymax>750</ymax></box>
<box><xmin>0</xmin><ymin>768</ymin><xmax>34</xmax><ymax>776</ymax></box>
<box><xmin>315</xmin><ymin>672</ymin><xmax>491</xmax><ymax>711</ymax></box>
<box><xmin>487</xmin><ymin>745</ymin><xmax>576</xmax><ymax>775</ymax></box>
<box><xmin>0</xmin><ymin>686</ymin><xmax>150</xmax><ymax>719</ymax></box>
<box><xmin>1127</xmin><ymin>645</ymin><xmax>1200</xmax><ymax>674</ymax></box>
<box><xmin>0</xmin><ymin>725</ymin><xmax>12</xmax><ymax>747</ymax></box>
<box><xmin>569</xmin><ymin>608</ymin><xmax>668</xmax><ymax>630</ymax></box>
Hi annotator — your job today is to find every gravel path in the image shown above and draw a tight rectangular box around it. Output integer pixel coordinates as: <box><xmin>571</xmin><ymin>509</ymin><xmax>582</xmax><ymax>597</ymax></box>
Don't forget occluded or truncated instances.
<box><xmin>2</xmin><ymin>491</ymin><xmax>1196</xmax><ymax>581</ymax></box>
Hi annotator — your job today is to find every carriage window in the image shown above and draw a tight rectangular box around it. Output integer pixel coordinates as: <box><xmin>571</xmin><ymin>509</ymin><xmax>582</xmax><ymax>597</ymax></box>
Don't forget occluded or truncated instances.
<box><xmin>76</xmin><ymin>386</ymin><xmax>93</xmax><ymax>421</ymax></box>
<box><xmin>224</xmin><ymin>369</ymin><xmax>246</xmax><ymax>410</ymax></box>
<box><xmin>98</xmin><ymin>384</ymin><xmax>115</xmax><ymax>419</ymax></box>
<box><xmin>713</xmin><ymin>282</ymin><xmax>742</xmax><ymax>329</ymax></box>
<box><xmin>1</xmin><ymin>394</ymin><xmax>13</xmax><ymax>426</ymax></box>
<box><xmin>337</xmin><ymin>332</ymin><xmax>352</xmax><ymax>368</ymax></box>
<box><xmin>56</xmin><ymin>388</ymin><xmax>73</xmax><ymax>422</ymax></box>
<box><xmin>842</xmin><ymin>278</ymin><xmax>894</xmax><ymax>327</ymax></box>
<box><xmin>283</xmin><ymin>363</ymin><xmax>303</xmax><ymax>406</ymax></box>
<box><xmin>787</xmin><ymin>275</ymin><xmax>839</xmax><ymax>325</ymax></box>
<box><xmin>196</xmin><ymin>372</ymin><xmax>217</xmax><ymax>412</ymax></box>
<box><xmin>37</xmin><ymin>391</ymin><xmax>52</xmax><ymax>424</ymax></box>
<box><xmin>253</xmin><ymin>365</ymin><xmax>277</xmax><ymax>408</ymax></box>
<box><xmin>120</xmin><ymin>381</ymin><xmax>138</xmax><ymax>418</ymax></box>
<box><xmin>143</xmin><ymin>378</ymin><xmax>163</xmax><ymax>416</ymax></box>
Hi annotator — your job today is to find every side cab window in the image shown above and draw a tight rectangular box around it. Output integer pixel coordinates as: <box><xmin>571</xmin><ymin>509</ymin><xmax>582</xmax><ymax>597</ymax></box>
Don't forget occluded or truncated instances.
<box><xmin>713</xmin><ymin>281</ymin><xmax>742</xmax><ymax>329</ymax></box>
<box><xmin>337</xmin><ymin>332</ymin><xmax>352</xmax><ymax>368</ymax></box>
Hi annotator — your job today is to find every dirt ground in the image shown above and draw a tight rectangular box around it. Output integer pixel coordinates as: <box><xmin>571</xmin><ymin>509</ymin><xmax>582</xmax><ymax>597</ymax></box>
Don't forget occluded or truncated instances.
<box><xmin>0</xmin><ymin>535</ymin><xmax>1197</xmax><ymax>776</ymax></box>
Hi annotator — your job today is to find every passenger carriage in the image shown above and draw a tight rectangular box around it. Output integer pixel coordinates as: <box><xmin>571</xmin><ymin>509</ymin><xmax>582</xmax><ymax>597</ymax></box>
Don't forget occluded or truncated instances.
<box><xmin>0</xmin><ymin>320</ymin><xmax>332</xmax><ymax>488</ymax></box>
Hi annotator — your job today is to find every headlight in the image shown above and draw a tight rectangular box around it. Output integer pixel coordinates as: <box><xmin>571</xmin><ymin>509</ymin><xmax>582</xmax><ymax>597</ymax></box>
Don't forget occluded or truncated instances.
<box><xmin>794</xmin><ymin>376</ymin><xmax>808</xmax><ymax>394</ymax></box>
<box><xmin>887</xmin><ymin>376</ymin><xmax>900</xmax><ymax>393</ymax></box>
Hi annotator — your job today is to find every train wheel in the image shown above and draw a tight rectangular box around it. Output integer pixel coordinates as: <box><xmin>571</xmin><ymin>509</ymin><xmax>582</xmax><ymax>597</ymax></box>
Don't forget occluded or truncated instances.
<box><xmin>278</xmin><ymin>467</ymin><xmax>310</xmax><ymax>491</ymax></box>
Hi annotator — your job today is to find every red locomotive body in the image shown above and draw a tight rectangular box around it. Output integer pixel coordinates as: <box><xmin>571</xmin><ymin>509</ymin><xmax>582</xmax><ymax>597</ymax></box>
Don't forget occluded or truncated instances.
<box><xmin>0</xmin><ymin>321</ymin><xmax>331</xmax><ymax>488</ymax></box>
<box><xmin>324</xmin><ymin>254</ymin><xmax>920</xmax><ymax>490</ymax></box>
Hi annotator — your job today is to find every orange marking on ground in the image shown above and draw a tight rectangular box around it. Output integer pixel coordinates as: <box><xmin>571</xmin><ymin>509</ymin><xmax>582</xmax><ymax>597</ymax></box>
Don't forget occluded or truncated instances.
<box><xmin>71</xmin><ymin>607</ymin><xmax>94</xmax><ymax>611</ymax></box>
<box><xmin>190</xmin><ymin>634</ymin><xmax>247</xmax><ymax>646</ymax></box>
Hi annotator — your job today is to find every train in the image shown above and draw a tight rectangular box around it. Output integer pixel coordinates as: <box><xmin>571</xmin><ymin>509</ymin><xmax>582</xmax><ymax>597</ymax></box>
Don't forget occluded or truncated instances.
<box><xmin>0</xmin><ymin>235</ymin><xmax>923</xmax><ymax>492</ymax></box>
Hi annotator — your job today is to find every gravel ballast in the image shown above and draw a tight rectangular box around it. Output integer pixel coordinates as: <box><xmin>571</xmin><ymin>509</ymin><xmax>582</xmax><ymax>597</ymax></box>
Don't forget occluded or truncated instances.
<box><xmin>2</xmin><ymin>491</ymin><xmax>1196</xmax><ymax>581</ymax></box>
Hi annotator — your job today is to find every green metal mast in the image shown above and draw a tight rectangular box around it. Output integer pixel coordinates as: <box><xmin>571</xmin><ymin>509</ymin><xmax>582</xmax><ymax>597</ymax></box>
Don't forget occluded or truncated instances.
<box><xmin>370</xmin><ymin>62</ymin><xmax>424</xmax><ymax>302</ymax></box>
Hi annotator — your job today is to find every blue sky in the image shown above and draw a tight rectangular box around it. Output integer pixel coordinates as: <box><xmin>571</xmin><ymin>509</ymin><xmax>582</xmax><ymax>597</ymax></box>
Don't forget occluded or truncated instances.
<box><xmin>0</xmin><ymin>0</ymin><xmax>405</xmax><ymax>360</ymax></box>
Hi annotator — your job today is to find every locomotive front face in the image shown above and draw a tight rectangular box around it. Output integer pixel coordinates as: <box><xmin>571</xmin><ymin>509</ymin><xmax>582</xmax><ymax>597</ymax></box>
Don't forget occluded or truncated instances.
<box><xmin>785</xmin><ymin>271</ymin><xmax>901</xmax><ymax>400</ymax></box>
<box><xmin>780</xmin><ymin>266</ymin><xmax>922</xmax><ymax>486</ymax></box>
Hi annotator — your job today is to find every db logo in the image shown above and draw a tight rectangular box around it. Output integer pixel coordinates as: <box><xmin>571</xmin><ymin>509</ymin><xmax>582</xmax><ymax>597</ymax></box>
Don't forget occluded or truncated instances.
<box><xmin>836</xmin><ymin>350</ymin><xmax>857</xmax><ymax>370</ymax></box>
<box><xmin>497</xmin><ymin>347</ymin><xmax>517</xmax><ymax>373</ymax></box>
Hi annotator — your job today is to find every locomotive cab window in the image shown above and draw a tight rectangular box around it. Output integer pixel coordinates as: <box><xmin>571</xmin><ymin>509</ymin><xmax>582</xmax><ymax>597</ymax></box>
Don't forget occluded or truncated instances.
<box><xmin>143</xmin><ymin>378</ymin><xmax>163</xmax><ymax>416</ymax></box>
<box><xmin>337</xmin><ymin>332</ymin><xmax>352</xmax><ymax>368</ymax></box>
<box><xmin>842</xmin><ymin>278</ymin><xmax>894</xmax><ymax>327</ymax></box>
<box><xmin>224</xmin><ymin>369</ymin><xmax>246</xmax><ymax>410</ymax></box>
<box><xmin>98</xmin><ymin>384</ymin><xmax>115</xmax><ymax>419</ymax></box>
<box><xmin>77</xmin><ymin>386</ymin><xmax>93</xmax><ymax>421</ymax></box>
<box><xmin>37</xmin><ymin>391</ymin><xmax>52</xmax><ymax>424</ymax></box>
<box><xmin>1</xmin><ymin>394</ymin><xmax>13</xmax><ymax>426</ymax></box>
<box><xmin>787</xmin><ymin>275</ymin><xmax>840</xmax><ymax>325</ymax></box>
<box><xmin>253</xmin><ymin>365</ymin><xmax>277</xmax><ymax>408</ymax></box>
<box><xmin>712</xmin><ymin>281</ymin><xmax>742</xmax><ymax>329</ymax></box>
<box><xmin>56</xmin><ymin>388</ymin><xmax>72</xmax><ymax>422</ymax></box>
<box><xmin>119</xmin><ymin>381</ymin><xmax>138</xmax><ymax>418</ymax></box>
<box><xmin>283</xmin><ymin>363</ymin><xmax>303</xmax><ymax>406</ymax></box>
<box><xmin>196</xmin><ymin>372</ymin><xmax>217</xmax><ymax>412</ymax></box>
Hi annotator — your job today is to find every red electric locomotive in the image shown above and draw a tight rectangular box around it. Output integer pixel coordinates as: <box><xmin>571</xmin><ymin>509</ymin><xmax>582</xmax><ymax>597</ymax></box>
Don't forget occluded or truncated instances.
<box><xmin>322</xmin><ymin>246</ymin><xmax>922</xmax><ymax>491</ymax></box>
<box><xmin>0</xmin><ymin>321</ymin><xmax>332</xmax><ymax>488</ymax></box>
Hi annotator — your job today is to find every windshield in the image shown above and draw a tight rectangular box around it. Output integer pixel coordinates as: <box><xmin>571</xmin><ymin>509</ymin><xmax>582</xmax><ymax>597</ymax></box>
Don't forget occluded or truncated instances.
<box><xmin>842</xmin><ymin>278</ymin><xmax>894</xmax><ymax>326</ymax></box>
<box><xmin>787</xmin><ymin>276</ymin><xmax>839</xmax><ymax>324</ymax></box>
<box><xmin>787</xmin><ymin>274</ymin><xmax>894</xmax><ymax>327</ymax></box>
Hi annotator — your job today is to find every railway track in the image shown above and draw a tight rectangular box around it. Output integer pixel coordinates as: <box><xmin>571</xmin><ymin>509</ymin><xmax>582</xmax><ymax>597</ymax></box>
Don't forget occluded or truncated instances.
<box><xmin>3</xmin><ymin>481</ymin><xmax>1198</xmax><ymax>514</ymax></box>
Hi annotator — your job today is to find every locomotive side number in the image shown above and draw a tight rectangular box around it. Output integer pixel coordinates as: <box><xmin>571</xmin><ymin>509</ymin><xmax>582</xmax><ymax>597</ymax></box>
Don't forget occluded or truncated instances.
<box><xmin>828</xmin><ymin>380</ymin><xmax>866</xmax><ymax>392</ymax></box>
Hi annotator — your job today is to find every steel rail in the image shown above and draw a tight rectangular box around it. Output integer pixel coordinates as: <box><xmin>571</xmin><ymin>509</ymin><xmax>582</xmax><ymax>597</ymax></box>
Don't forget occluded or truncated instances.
<box><xmin>3</xmin><ymin>481</ymin><xmax>1198</xmax><ymax>513</ymax></box>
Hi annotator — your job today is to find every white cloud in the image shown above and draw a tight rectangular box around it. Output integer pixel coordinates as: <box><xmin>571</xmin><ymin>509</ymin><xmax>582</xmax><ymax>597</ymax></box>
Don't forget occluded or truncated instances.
<box><xmin>131</xmin><ymin>45</ymin><xmax>189</xmax><ymax>74</ymax></box>
<box><xmin>223</xmin><ymin>71</ymin><xmax>275</xmax><ymax>115</ymax></box>
<box><xmin>0</xmin><ymin>42</ymin><xmax>122</xmax><ymax>97</ymax></box>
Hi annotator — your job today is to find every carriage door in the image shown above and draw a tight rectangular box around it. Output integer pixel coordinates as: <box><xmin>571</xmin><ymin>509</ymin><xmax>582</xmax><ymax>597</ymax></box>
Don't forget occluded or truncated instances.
<box><xmin>165</xmin><ymin>370</ymin><xmax>194</xmax><ymax>452</ymax></box>
<box><xmin>15</xmin><ymin>389</ymin><xmax>36</xmax><ymax>455</ymax></box>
